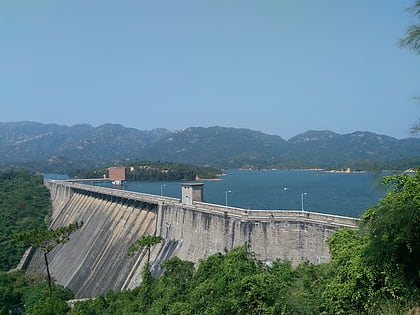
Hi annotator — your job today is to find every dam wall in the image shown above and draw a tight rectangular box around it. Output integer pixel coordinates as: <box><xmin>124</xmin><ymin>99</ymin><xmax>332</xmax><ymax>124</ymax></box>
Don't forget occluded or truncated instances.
<box><xmin>25</xmin><ymin>180</ymin><xmax>358</xmax><ymax>298</ymax></box>
<box><xmin>156</xmin><ymin>201</ymin><xmax>357</xmax><ymax>266</ymax></box>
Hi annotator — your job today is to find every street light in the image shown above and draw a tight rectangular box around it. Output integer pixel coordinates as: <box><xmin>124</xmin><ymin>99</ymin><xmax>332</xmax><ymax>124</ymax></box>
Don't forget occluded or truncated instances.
<box><xmin>225</xmin><ymin>190</ymin><xmax>232</xmax><ymax>210</ymax></box>
<box><xmin>161</xmin><ymin>184</ymin><xmax>166</xmax><ymax>196</ymax></box>
<box><xmin>301</xmin><ymin>192</ymin><xmax>308</xmax><ymax>213</ymax></box>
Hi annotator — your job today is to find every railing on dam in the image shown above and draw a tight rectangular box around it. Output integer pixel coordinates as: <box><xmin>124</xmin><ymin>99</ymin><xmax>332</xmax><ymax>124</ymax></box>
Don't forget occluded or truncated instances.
<box><xmin>47</xmin><ymin>179</ymin><xmax>180</xmax><ymax>205</ymax></box>
<box><xmin>46</xmin><ymin>180</ymin><xmax>359</xmax><ymax>229</ymax></box>
<box><xmin>193</xmin><ymin>202</ymin><xmax>359</xmax><ymax>228</ymax></box>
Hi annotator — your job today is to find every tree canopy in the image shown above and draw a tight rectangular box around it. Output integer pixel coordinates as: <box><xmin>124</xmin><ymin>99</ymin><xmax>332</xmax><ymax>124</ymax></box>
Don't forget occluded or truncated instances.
<box><xmin>400</xmin><ymin>0</ymin><xmax>420</xmax><ymax>54</ymax></box>
<box><xmin>0</xmin><ymin>170</ymin><xmax>50</xmax><ymax>271</ymax></box>
<box><xmin>400</xmin><ymin>0</ymin><xmax>420</xmax><ymax>135</ymax></box>
<box><xmin>361</xmin><ymin>170</ymin><xmax>420</xmax><ymax>292</ymax></box>
<box><xmin>13</xmin><ymin>222</ymin><xmax>83</xmax><ymax>295</ymax></box>
<box><xmin>72</xmin><ymin>161</ymin><xmax>221</xmax><ymax>181</ymax></box>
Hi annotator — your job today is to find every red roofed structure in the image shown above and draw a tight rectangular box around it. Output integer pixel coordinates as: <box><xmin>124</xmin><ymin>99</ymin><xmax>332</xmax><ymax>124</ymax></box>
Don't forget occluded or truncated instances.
<box><xmin>109</xmin><ymin>167</ymin><xmax>126</xmax><ymax>181</ymax></box>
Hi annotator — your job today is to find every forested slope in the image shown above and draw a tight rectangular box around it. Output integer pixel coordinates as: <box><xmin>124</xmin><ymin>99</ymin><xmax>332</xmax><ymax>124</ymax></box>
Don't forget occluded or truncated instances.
<box><xmin>2</xmin><ymin>122</ymin><xmax>420</xmax><ymax>171</ymax></box>
<box><xmin>0</xmin><ymin>171</ymin><xmax>50</xmax><ymax>271</ymax></box>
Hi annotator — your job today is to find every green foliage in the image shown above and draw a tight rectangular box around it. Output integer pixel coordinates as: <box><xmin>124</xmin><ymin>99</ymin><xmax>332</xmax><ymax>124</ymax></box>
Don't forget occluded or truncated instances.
<box><xmin>146</xmin><ymin>257</ymin><xmax>195</xmax><ymax>314</ymax></box>
<box><xmin>128</xmin><ymin>235</ymin><xmax>164</xmax><ymax>257</ymax></box>
<box><xmin>183</xmin><ymin>245</ymin><xmax>273</xmax><ymax>314</ymax></box>
<box><xmin>320</xmin><ymin>170</ymin><xmax>420</xmax><ymax>313</ymax></box>
<box><xmin>159</xmin><ymin>256</ymin><xmax>195</xmax><ymax>294</ymax></box>
<box><xmin>20</xmin><ymin>276</ymin><xmax>74</xmax><ymax>309</ymax></box>
<box><xmin>362</xmin><ymin>170</ymin><xmax>420</xmax><ymax>300</ymax></box>
<box><xmin>0</xmin><ymin>170</ymin><xmax>50</xmax><ymax>271</ymax></box>
<box><xmin>68</xmin><ymin>295</ymin><xmax>110</xmax><ymax>315</ymax></box>
<box><xmin>71</xmin><ymin>234</ymin><xmax>419</xmax><ymax>315</ymax></box>
<box><xmin>72</xmin><ymin>157</ymin><xmax>420</xmax><ymax>180</ymax></box>
<box><xmin>0</xmin><ymin>271</ymin><xmax>25</xmax><ymax>315</ymax></box>
<box><xmin>24</xmin><ymin>295</ymin><xmax>70</xmax><ymax>315</ymax></box>
<box><xmin>285</xmin><ymin>262</ymin><xmax>328</xmax><ymax>314</ymax></box>
<box><xmin>400</xmin><ymin>0</ymin><xmax>420</xmax><ymax>54</ymax></box>
<box><xmin>322</xmin><ymin>228</ymin><xmax>375</xmax><ymax>314</ymax></box>
<box><xmin>22</xmin><ymin>282</ymin><xmax>73</xmax><ymax>314</ymax></box>
<box><xmin>126</xmin><ymin>161</ymin><xmax>221</xmax><ymax>181</ymax></box>
<box><xmin>128</xmin><ymin>235</ymin><xmax>164</xmax><ymax>271</ymax></box>
<box><xmin>13</xmin><ymin>222</ymin><xmax>83</xmax><ymax>254</ymax></box>
<box><xmin>0</xmin><ymin>271</ymin><xmax>73</xmax><ymax>315</ymax></box>
<box><xmin>73</xmin><ymin>161</ymin><xmax>221</xmax><ymax>181</ymax></box>
<box><xmin>71</xmin><ymin>245</ymin><xmax>330</xmax><ymax>314</ymax></box>
<box><xmin>13</xmin><ymin>221</ymin><xmax>83</xmax><ymax>295</ymax></box>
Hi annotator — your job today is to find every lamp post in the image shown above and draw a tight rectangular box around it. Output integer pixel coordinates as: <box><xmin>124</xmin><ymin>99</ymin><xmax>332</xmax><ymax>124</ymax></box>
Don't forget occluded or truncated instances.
<box><xmin>301</xmin><ymin>192</ymin><xmax>308</xmax><ymax>213</ymax></box>
<box><xmin>225</xmin><ymin>190</ymin><xmax>231</xmax><ymax>211</ymax></box>
<box><xmin>161</xmin><ymin>184</ymin><xmax>166</xmax><ymax>196</ymax></box>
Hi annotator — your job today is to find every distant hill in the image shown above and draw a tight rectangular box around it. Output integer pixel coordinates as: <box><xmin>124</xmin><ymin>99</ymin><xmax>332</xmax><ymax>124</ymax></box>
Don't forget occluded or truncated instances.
<box><xmin>144</xmin><ymin>127</ymin><xmax>289</xmax><ymax>168</ymax></box>
<box><xmin>0</xmin><ymin>121</ymin><xmax>419</xmax><ymax>171</ymax></box>
<box><xmin>0</xmin><ymin>121</ymin><xmax>167</xmax><ymax>162</ymax></box>
<box><xmin>287</xmin><ymin>130</ymin><xmax>420</xmax><ymax>166</ymax></box>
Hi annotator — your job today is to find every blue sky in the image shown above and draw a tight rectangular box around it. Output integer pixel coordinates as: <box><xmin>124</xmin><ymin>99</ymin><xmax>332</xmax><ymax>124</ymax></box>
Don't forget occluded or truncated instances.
<box><xmin>1</xmin><ymin>0</ymin><xmax>419</xmax><ymax>139</ymax></box>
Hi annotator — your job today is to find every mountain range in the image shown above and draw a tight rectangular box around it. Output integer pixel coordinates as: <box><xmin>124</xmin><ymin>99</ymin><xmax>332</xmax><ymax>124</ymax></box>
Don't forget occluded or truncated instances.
<box><xmin>1</xmin><ymin>121</ymin><xmax>419</xmax><ymax>171</ymax></box>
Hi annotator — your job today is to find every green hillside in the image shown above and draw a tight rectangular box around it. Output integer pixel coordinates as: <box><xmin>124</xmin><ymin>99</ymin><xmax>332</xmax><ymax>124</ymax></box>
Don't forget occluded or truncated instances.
<box><xmin>1</xmin><ymin>122</ymin><xmax>420</xmax><ymax>172</ymax></box>
<box><xmin>71</xmin><ymin>161</ymin><xmax>221</xmax><ymax>181</ymax></box>
<box><xmin>0</xmin><ymin>171</ymin><xmax>50</xmax><ymax>271</ymax></box>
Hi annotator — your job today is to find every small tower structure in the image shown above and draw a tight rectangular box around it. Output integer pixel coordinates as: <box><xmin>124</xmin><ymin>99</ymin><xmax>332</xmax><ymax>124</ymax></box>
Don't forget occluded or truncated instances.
<box><xmin>181</xmin><ymin>183</ymin><xmax>204</xmax><ymax>205</ymax></box>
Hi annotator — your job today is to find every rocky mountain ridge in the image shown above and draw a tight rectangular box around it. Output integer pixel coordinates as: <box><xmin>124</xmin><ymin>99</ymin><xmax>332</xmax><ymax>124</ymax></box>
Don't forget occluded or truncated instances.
<box><xmin>1</xmin><ymin>121</ymin><xmax>419</xmax><ymax>170</ymax></box>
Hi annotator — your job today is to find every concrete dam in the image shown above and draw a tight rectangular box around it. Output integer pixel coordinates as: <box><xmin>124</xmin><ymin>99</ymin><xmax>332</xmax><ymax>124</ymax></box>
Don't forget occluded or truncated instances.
<box><xmin>25</xmin><ymin>180</ymin><xmax>359</xmax><ymax>298</ymax></box>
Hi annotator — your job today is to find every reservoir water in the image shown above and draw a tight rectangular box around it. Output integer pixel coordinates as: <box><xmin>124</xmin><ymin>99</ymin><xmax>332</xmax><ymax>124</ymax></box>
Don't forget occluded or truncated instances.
<box><xmin>91</xmin><ymin>169</ymin><xmax>387</xmax><ymax>218</ymax></box>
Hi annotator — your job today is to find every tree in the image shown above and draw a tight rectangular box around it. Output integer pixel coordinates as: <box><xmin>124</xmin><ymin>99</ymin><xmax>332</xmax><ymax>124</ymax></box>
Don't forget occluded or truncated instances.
<box><xmin>0</xmin><ymin>270</ymin><xmax>74</xmax><ymax>315</ymax></box>
<box><xmin>148</xmin><ymin>257</ymin><xmax>195</xmax><ymax>314</ymax></box>
<box><xmin>128</xmin><ymin>235</ymin><xmax>164</xmax><ymax>266</ymax></box>
<box><xmin>361</xmin><ymin>170</ymin><xmax>420</xmax><ymax>293</ymax></box>
<box><xmin>188</xmin><ymin>245</ymin><xmax>264</xmax><ymax>314</ymax></box>
<box><xmin>323</xmin><ymin>228</ymin><xmax>375</xmax><ymax>314</ymax></box>
<box><xmin>128</xmin><ymin>235</ymin><xmax>164</xmax><ymax>310</ymax></box>
<box><xmin>0</xmin><ymin>271</ymin><xmax>24</xmax><ymax>315</ymax></box>
<box><xmin>286</xmin><ymin>262</ymin><xmax>328</xmax><ymax>314</ymax></box>
<box><xmin>318</xmin><ymin>170</ymin><xmax>420</xmax><ymax>314</ymax></box>
<box><xmin>13</xmin><ymin>222</ymin><xmax>83</xmax><ymax>295</ymax></box>
<box><xmin>400</xmin><ymin>0</ymin><xmax>420</xmax><ymax>54</ymax></box>
<box><xmin>400</xmin><ymin>1</ymin><xmax>420</xmax><ymax>135</ymax></box>
<box><xmin>23</xmin><ymin>294</ymin><xmax>70</xmax><ymax>315</ymax></box>
<box><xmin>0</xmin><ymin>170</ymin><xmax>50</xmax><ymax>271</ymax></box>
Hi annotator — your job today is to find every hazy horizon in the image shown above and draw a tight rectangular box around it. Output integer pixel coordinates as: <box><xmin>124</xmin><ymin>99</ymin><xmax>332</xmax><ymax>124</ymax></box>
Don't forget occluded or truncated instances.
<box><xmin>1</xmin><ymin>1</ymin><xmax>419</xmax><ymax>140</ymax></box>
